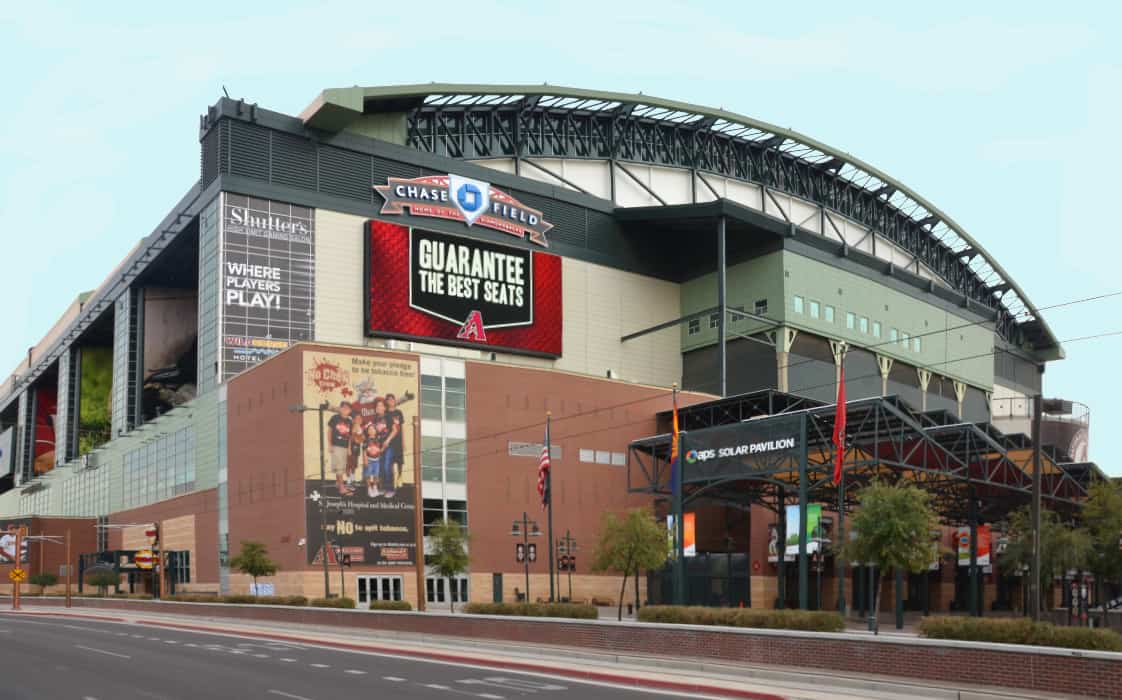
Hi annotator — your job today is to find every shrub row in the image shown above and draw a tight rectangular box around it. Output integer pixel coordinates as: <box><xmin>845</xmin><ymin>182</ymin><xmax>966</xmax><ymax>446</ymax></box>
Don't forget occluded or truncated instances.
<box><xmin>637</xmin><ymin>606</ymin><xmax>845</xmax><ymax>632</ymax></box>
<box><xmin>310</xmin><ymin>597</ymin><xmax>356</xmax><ymax>609</ymax></box>
<box><xmin>164</xmin><ymin>594</ymin><xmax>309</xmax><ymax>606</ymax></box>
<box><xmin>919</xmin><ymin>616</ymin><xmax>1122</xmax><ymax>652</ymax></box>
<box><xmin>369</xmin><ymin>600</ymin><xmax>412</xmax><ymax>611</ymax></box>
<box><xmin>462</xmin><ymin>602</ymin><xmax>598</xmax><ymax>619</ymax></box>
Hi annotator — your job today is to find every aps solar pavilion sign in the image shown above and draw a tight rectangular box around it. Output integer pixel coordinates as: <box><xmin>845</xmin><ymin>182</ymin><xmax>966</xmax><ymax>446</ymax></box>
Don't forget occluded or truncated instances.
<box><xmin>375</xmin><ymin>174</ymin><xmax>553</xmax><ymax>247</ymax></box>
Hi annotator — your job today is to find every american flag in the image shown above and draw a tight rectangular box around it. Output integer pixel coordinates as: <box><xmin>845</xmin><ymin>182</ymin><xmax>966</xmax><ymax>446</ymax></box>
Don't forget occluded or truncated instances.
<box><xmin>537</xmin><ymin>420</ymin><xmax>552</xmax><ymax>507</ymax></box>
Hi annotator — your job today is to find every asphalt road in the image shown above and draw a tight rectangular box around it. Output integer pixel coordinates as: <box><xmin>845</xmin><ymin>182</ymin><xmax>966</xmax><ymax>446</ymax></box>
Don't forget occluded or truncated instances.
<box><xmin>0</xmin><ymin>615</ymin><xmax>719</xmax><ymax>700</ymax></box>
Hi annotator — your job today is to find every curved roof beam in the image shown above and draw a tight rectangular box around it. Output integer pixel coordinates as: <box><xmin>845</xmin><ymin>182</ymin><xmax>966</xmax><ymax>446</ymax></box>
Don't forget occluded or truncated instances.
<box><xmin>302</xmin><ymin>83</ymin><xmax>1061</xmax><ymax>359</ymax></box>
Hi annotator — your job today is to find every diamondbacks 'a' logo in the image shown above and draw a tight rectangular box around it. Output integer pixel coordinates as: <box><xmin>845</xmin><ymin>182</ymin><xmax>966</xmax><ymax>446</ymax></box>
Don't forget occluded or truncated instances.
<box><xmin>457</xmin><ymin>310</ymin><xmax>487</xmax><ymax>342</ymax></box>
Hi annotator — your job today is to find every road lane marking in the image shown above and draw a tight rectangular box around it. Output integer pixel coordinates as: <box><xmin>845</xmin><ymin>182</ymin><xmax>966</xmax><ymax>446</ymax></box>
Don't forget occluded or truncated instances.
<box><xmin>477</xmin><ymin>695</ymin><xmax>505</xmax><ymax>700</ymax></box>
<box><xmin>279</xmin><ymin>658</ymin><xmax>297</xmax><ymax>662</ymax></box>
<box><xmin>254</xmin><ymin>653</ymin><xmax>270</xmax><ymax>658</ymax></box>
<box><xmin>75</xmin><ymin>645</ymin><xmax>130</xmax><ymax>659</ymax></box>
<box><xmin>383</xmin><ymin>676</ymin><xmax>406</xmax><ymax>682</ymax></box>
<box><xmin>309</xmin><ymin>663</ymin><xmax>330</xmax><ymax>668</ymax></box>
<box><xmin>343</xmin><ymin>669</ymin><xmax>365</xmax><ymax>675</ymax></box>
<box><xmin>425</xmin><ymin>685</ymin><xmax>451</xmax><ymax>690</ymax></box>
<box><xmin>164</xmin><ymin>640</ymin><xmax>178</xmax><ymax>644</ymax></box>
<box><xmin>267</xmin><ymin>692</ymin><xmax>313</xmax><ymax>700</ymax></box>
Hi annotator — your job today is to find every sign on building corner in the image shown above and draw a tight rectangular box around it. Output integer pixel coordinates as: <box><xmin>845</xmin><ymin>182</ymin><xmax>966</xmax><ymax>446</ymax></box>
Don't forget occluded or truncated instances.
<box><xmin>375</xmin><ymin>174</ymin><xmax>553</xmax><ymax>247</ymax></box>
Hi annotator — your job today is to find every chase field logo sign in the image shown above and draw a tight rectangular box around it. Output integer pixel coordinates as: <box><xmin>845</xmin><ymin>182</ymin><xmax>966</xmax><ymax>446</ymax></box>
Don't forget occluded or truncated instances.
<box><xmin>375</xmin><ymin>174</ymin><xmax>553</xmax><ymax>247</ymax></box>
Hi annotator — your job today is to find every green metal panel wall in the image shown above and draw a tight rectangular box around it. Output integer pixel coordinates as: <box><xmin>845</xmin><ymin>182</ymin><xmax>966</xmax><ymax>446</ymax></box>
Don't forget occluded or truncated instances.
<box><xmin>781</xmin><ymin>252</ymin><xmax>993</xmax><ymax>389</ymax></box>
<box><xmin>680</xmin><ymin>250</ymin><xmax>994</xmax><ymax>390</ymax></box>
<box><xmin>679</xmin><ymin>251</ymin><xmax>786</xmax><ymax>352</ymax></box>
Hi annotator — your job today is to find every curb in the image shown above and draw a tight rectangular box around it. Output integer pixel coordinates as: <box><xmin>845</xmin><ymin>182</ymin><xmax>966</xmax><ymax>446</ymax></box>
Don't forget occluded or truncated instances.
<box><xmin>129</xmin><ymin>618</ymin><xmax>786</xmax><ymax>700</ymax></box>
<box><xmin>3</xmin><ymin>610</ymin><xmax>129</xmax><ymax>624</ymax></box>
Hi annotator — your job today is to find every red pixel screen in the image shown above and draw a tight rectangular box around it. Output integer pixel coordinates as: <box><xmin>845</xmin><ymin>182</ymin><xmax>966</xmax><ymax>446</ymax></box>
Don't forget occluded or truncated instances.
<box><xmin>366</xmin><ymin>220</ymin><xmax>562</xmax><ymax>357</ymax></box>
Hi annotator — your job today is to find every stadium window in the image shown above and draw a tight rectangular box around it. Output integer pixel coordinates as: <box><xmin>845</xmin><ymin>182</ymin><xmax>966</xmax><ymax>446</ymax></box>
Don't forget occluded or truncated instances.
<box><xmin>902</xmin><ymin>332</ymin><xmax>910</xmax><ymax>347</ymax></box>
<box><xmin>913</xmin><ymin>336</ymin><xmax>922</xmax><ymax>353</ymax></box>
<box><xmin>873</xmin><ymin>321</ymin><xmax>882</xmax><ymax>339</ymax></box>
<box><xmin>809</xmin><ymin>300</ymin><xmax>820</xmax><ymax>319</ymax></box>
<box><xmin>793</xmin><ymin>296</ymin><xmax>804</xmax><ymax>314</ymax></box>
<box><xmin>859</xmin><ymin>316</ymin><xmax>869</xmax><ymax>334</ymax></box>
<box><xmin>687</xmin><ymin>318</ymin><xmax>700</xmax><ymax>335</ymax></box>
<box><xmin>709</xmin><ymin>312</ymin><xmax>720</xmax><ymax>329</ymax></box>
<box><xmin>890</xmin><ymin>328</ymin><xmax>899</xmax><ymax>343</ymax></box>
<box><xmin>731</xmin><ymin>305</ymin><xmax>745</xmax><ymax>322</ymax></box>
<box><xmin>754</xmin><ymin>299</ymin><xmax>768</xmax><ymax>315</ymax></box>
<box><xmin>846</xmin><ymin>312</ymin><xmax>856</xmax><ymax>330</ymax></box>
<box><xmin>824</xmin><ymin>305</ymin><xmax>835</xmax><ymax>323</ymax></box>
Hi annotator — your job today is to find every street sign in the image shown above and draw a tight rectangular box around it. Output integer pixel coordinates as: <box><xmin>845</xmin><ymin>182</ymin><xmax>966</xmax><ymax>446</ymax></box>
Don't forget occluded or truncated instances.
<box><xmin>135</xmin><ymin>549</ymin><xmax>155</xmax><ymax>570</ymax></box>
<box><xmin>8</xmin><ymin>568</ymin><xmax>26</xmax><ymax>583</ymax></box>
<box><xmin>528</xmin><ymin>543</ymin><xmax>537</xmax><ymax>563</ymax></box>
<box><xmin>515</xmin><ymin>543</ymin><xmax>525</xmax><ymax>563</ymax></box>
<box><xmin>145</xmin><ymin>524</ymin><xmax>159</xmax><ymax>545</ymax></box>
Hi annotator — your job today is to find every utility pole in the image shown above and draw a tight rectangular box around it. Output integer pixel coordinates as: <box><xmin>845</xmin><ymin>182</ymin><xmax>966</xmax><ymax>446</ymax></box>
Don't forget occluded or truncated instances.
<box><xmin>65</xmin><ymin>528</ymin><xmax>72</xmax><ymax>609</ymax></box>
<box><xmin>1030</xmin><ymin>391</ymin><xmax>1043</xmax><ymax>621</ymax></box>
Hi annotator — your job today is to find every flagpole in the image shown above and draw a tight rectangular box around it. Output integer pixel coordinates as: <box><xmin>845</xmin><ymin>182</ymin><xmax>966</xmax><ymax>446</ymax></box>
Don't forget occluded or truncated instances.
<box><xmin>836</xmin><ymin>349</ymin><xmax>847</xmax><ymax>616</ymax></box>
<box><xmin>546</xmin><ymin>412</ymin><xmax>556</xmax><ymax>603</ymax></box>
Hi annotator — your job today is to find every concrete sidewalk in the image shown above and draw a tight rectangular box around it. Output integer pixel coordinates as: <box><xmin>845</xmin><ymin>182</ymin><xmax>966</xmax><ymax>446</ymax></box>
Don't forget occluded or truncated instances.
<box><xmin>1</xmin><ymin>602</ymin><xmax>1085</xmax><ymax>700</ymax></box>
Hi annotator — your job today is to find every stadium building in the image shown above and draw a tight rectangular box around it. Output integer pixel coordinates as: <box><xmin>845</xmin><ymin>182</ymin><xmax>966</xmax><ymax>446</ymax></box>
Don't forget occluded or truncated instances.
<box><xmin>0</xmin><ymin>85</ymin><xmax>1103</xmax><ymax>613</ymax></box>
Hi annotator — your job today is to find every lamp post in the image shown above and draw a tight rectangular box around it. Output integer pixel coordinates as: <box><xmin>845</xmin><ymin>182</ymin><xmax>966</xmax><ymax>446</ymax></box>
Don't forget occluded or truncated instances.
<box><xmin>557</xmin><ymin>530</ymin><xmax>578</xmax><ymax>602</ymax></box>
<box><xmin>291</xmin><ymin>402</ymin><xmax>332</xmax><ymax>599</ymax></box>
<box><xmin>511</xmin><ymin>513</ymin><xmax>541</xmax><ymax>602</ymax></box>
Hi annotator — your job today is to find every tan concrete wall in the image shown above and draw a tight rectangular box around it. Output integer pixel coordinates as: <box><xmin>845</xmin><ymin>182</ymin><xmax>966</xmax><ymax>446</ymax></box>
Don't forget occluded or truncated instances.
<box><xmin>121</xmin><ymin>515</ymin><xmax>198</xmax><ymax>586</ymax></box>
<box><xmin>311</xmin><ymin>209</ymin><xmax>682</xmax><ymax>389</ymax></box>
<box><xmin>227</xmin><ymin>570</ymin><xmax>422</xmax><ymax>607</ymax></box>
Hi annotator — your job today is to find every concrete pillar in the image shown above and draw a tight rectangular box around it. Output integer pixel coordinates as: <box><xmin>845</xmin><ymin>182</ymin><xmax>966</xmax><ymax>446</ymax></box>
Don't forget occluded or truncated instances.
<box><xmin>776</xmin><ymin>328</ymin><xmax>798</xmax><ymax>393</ymax></box>
<box><xmin>953</xmin><ymin>380</ymin><xmax>967</xmax><ymax>419</ymax></box>
<box><xmin>829</xmin><ymin>340</ymin><xmax>847</xmax><ymax>391</ymax></box>
<box><xmin>917</xmin><ymin>369</ymin><xmax>932</xmax><ymax>412</ymax></box>
<box><xmin>876</xmin><ymin>355</ymin><xmax>893</xmax><ymax>397</ymax></box>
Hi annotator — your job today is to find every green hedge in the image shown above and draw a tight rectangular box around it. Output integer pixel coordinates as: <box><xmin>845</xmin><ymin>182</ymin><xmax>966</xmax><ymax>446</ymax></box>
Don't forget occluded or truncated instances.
<box><xmin>919</xmin><ymin>616</ymin><xmax>1122</xmax><ymax>652</ymax></box>
<box><xmin>164</xmin><ymin>594</ymin><xmax>308</xmax><ymax>606</ymax></box>
<box><xmin>310</xmin><ymin>596</ymin><xmax>356</xmax><ymax>609</ymax></box>
<box><xmin>462</xmin><ymin>602</ymin><xmax>598</xmax><ymax>619</ymax></box>
<box><xmin>637</xmin><ymin>606</ymin><xmax>844</xmax><ymax>632</ymax></box>
<box><xmin>369</xmin><ymin>600</ymin><xmax>412</xmax><ymax>611</ymax></box>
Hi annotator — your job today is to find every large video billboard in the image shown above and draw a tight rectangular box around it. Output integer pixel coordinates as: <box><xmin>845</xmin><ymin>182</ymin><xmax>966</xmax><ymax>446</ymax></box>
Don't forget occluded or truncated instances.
<box><xmin>220</xmin><ymin>195</ymin><xmax>315</xmax><ymax>381</ymax></box>
<box><xmin>301</xmin><ymin>351</ymin><xmax>419</xmax><ymax>567</ymax></box>
<box><xmin>365</xmin><ymin>221</ymin><xmax>562</xmax><ymax>357</ymax></box>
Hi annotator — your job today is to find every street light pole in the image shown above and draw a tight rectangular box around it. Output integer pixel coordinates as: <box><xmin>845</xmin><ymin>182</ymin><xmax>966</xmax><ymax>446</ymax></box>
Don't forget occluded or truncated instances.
<box><xmin>511</xmin><ymin>513</ymin><xmax>541</xmax><ymax>603</ymax></box>
<box><xmin>317</xmin><ymin>401</ymin><xmax>330</xmax><ymax>599</ymax></box>
<box><xmin>1030</xmin><ymin>391</ymin><xmax>1043</xmax><ymax>621</ymax></box>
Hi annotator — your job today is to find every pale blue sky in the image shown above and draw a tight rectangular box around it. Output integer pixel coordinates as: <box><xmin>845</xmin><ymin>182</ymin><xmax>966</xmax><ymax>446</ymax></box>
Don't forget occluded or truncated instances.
<box><xmin>1</xmin><ymin>3</ymin><xmax>1119</xmax><ymax>471</ymax></box>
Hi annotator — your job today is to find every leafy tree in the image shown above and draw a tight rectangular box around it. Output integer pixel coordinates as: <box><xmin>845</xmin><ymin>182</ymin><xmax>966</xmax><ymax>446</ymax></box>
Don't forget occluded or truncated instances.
<box><xmin>591</xmin><ymin>509</ymin><xmax>670</xmax><ymax>620</ymax></box>
<box><xmin>1081</xmin><ymin>480</ymin><xmax>1122</xmax><ymax>625</ymax></box>
<box><xmin>429</xmin><ymin>519</ymin><xmax>470</xmax><ymax>612</ymax></box>
<box><xmin>29</xmin><ymin>572</ymin><xmax>57</xmax><ymax>595</ymax></box>
<box><xmin>229</xmin><ymin>541</ymin><xmax>279</xmax><ymax>593</ymax></box>
<box><xmin>841</xmin><ymin>481</ymin><xmax>941</xmax><ymax>634</ymax></box>
<box><xmin>85</xmin><ymin>570</ymin><xmax>119</xmax><ymax>597</ymax></box>
<box><xmin>999</xmin><ymin>507</ymin><xmax>1090</xmax><ymax>612</ymax></box>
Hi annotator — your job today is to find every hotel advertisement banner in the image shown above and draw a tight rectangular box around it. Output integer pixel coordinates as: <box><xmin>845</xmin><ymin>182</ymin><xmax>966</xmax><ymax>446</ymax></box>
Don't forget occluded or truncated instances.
<box><xmin>302</xmin><ymin>351</ymin><xmax>419</xmax><ymax>567</ymax></box>
<box><xmin>365</xmin><ymin>221</ymin><xmax>562</xmax><ymax>357</ymax></box>
<box><xmin>220</xmin><ymin>195</ymin><xmax>315</xmax><ymax>381</ymax></box>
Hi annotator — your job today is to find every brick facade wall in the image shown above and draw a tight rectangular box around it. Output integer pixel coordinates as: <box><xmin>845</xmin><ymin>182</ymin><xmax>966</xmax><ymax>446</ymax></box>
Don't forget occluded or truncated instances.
<box><xmin>25</xmin><ymin>598</ymin><xmax>1122</xmax><ymax>699</ymax></box>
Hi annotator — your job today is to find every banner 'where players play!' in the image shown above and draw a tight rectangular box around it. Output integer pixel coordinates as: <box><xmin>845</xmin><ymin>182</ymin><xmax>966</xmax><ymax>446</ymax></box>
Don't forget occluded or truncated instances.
<box><xmin>366</xmin><ymin>221</ymin><xmax>562</xmax><ymax>356</ymax></box>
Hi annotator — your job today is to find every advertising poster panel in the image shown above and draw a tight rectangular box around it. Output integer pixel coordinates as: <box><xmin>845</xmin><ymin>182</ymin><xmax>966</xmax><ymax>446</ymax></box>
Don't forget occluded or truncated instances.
<box><xmin>0</xmin><ymin>427</ymin><xmax>12</xmax><ymax>477</ymax></box>
<box><xmin>221</xmin><ymin>195</ymin><xmax>315</xmax><ymax>381</ymax></box>
<box><xmin>683</xmin><ymin>512</ymin><xmax>697</xmax><ymax>557</ymax></box>
<box><xmin>784</xmin><ymin>504</ymin><xmax>823</xmax><ymax>557</ymax></box>
<box><xmin>0</xmin><ymin>519</ymin><xmax>31</xmax><ymax>564</ymax></box>
<box><xmin>78</xmin><ymin>347</ymin><xmax>112</xmax><ymax>455</ymax></box>
<box><xmin>302</xmin><ymin>351</ymin><xmax>419</xmax><ymax>567</ymax></box>
<box><xmin>957</xmin><ymin>524</ymin><xmax>992</xmax><ymax>567</ymax></box>
<box><xmin>365</xmin><ymin>221</ymin><xmax>562</xmax><ymax>357</ymax></box>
